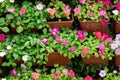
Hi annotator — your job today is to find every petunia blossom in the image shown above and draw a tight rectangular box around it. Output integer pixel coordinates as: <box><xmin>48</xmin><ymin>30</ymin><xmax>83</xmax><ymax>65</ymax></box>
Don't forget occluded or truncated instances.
<box><xmin>36</xmin><ymin>4</ymin><xmax>43</xmax><ymax>10</ymax></box>
<box><xmin>74</xmin><ymin>7</ymin><xmax>80</xmax><ymax>14</ymax></box>
<box><xmin>19</xmin><ymin>8</ymin><xmax>26</xmax><ymax>14</ymax></box>
<box><xmin>69</xmin><ymin>46</ymin><xmax>75</xmax><ymax>52</ymax></box>
<box><xmin>54</xmin><ymin>72</ymin><xmax>60</xmax><ymax>79</ymax></box>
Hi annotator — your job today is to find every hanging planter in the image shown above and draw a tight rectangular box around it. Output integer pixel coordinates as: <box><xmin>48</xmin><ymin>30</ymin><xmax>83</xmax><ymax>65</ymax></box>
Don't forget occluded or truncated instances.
<box><xmin>0</xmin><ymin>57</ymin><xmax>3</xmax><ymax>66</ymax></box>
<box><xmin>82</xmin><ymin>55</ymin><xmax>109</xmax><ymax>65</ymax></box>
<box><xmin>115</xmin><ymin>21</ymin><xmax>120</xmax><ymax>33</ymax></box>
<box><xmin>115</xmin><ymin>55</ymin><xmax>120</xmax><ymax>66</ymax></box>
<box><xmin>79</xmin><ymin>20</ymin><xmax>108</xmax><ymax>33</ymax></box>
<box><xmin>46</xmin><ymin>52</ymin><xmax>71</xmax><ymax>66</ymax></box>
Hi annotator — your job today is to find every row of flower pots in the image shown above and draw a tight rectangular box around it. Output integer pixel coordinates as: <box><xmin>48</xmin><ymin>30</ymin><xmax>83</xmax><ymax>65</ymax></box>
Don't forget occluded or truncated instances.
<box><xmin>1</xmin><ymin>0</ymin><xmax>120</xmax><ymax>33</ymax></box>
<box><xmin>0</xmin><ymin>28</ymin><xmax>120</xmax><ymax>68</ymax></box>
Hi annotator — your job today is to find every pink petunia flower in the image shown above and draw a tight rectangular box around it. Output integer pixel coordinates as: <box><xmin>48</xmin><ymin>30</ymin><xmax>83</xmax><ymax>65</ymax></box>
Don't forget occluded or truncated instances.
<box><xmin>62</xmin><ymin>40</ymin><xmax>68</xmax><ymax>45</ymax></box>
<box><xmin>99</xmin><ymin>49</ymin><xmax>104</xmax><ymax>55</ymax></box>
<box><xmin>81</xmin><ymin>48</ymin><xmax>89</xmax><ymax>55</ymax></box>
<box><xmin>36</xmin><ymin>4</ymin><xmax>43</xmax><ymax>10</ymax></box>
<box><xmin>41</xmin><ymin>38</ymin><xmax>48</xmax><ymax>44</ymax></box>
<box><xmin>54</xmin><ymin>72</ymin><xmax>60</xmax><ymax>79</ymax></box>
<box><xmin>74</xmin><ymin>7</ymin><xmax>80</xmax><ymax>14</ymax></box>
<box><xmin>98</xmin><ymin>44</ymin><xmax>105</xmax><ymax>50</ymax></box>
<box><xmin>85</xmin><ymin>75</ymin><xmax>93</xmax><ymax>80</ymax></box>
<box><xmin>89</xmin><ymin>11</ymin><xmax>94</xmax><ymax>17</ymax></box>
<box><xmin>32</xmin><ymin>72</ymin><xmax>40</xmax><ymax>80</ymax></box>
<box><xmin>19</xmin><ymin>8</ymin><xmax>26</xmax><ymax>14</ymax></box>
<box><xmin>62</xmin><ymin>68</ymin><xmax>69</xmax><ymax>75</ymax></box>
<box><xmin>56</xmin><ymin>36</ymin><xmax>61</xmax><ymax>42</ymax></box>
<box><xmin>69</xmin><ymin>70</ymin><xmax>75</xmax><ymax>78</ymax></box>
<box><xmin>100</xmin><ymin>9</ymin><xmax>106</xmax><ymax>16</ymax></box>
<box><xmin>69</xmin><ymin>46</ymin><xmax>75</xmax><ymax>52</ymax></box>
<box><xmin>105</xmin><ymin>38</ymin><xmax>112</xmax><ymax>42</ymax></box>
<box><xmin>79</xmin><ymin>0</ymin><xmax>86</xmax><ymax>4</ymax></box>
<box><xmin>8</xmin><ymin>8</ymin><xmax>14</xmax><ymax>13</ymax></box>
<box><xmin>78</xmin><ymin>33</ymin><xmax>85</xmax><ymax>40</ymax></box>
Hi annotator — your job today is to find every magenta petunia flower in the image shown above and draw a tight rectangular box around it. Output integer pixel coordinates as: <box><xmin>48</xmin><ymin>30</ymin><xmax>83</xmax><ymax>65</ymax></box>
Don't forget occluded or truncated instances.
<box><xmin>74</xmin><ymin>7</ymin><xmax>80</xmax><ymax>14</ymax></box>
<box><xmin>62</xmin><ymin>40</ymin><xmax>68</xmax><ymax>45</ymax></box>
<box><xmin>0</xmin><ymin>34</ymin><xmax>6</xmax><ymax>41</ymax></box>
<box><xmin>19</xmin><ymin>8</ymin><xmax>26</xmax><ymax>14</ymax></box>
<box><xmin>54</xmin><ymin>72</ymin><xmax>60</xmax><ymax>79</ymax></box>
<box><xmin>101</xmin><ymin>19</ymin><xmax>108</xmax><ymax>25</ymax></box>
<box><xmin>100</xmin><ymin>9</ymin><xmax>107</xmax><ymax>16</ymax></box>
<box><xmin>99</xmin><ymin>49</ymin><xmax>104</xmax><ymax>55</ymax></box>
<box><xmin>105</xmin><ymin>38</ymin><xmax>112</xmax><ymax>42</ymax></box>
<box><xmin>116</xmin><ymin>2</ymin><xmax>120</xmax><ymax>11</ymax></box>
<box><xmin>69</xmin><ymin>46</ymin><xmax>75</xmax><ymax>52</ymax></box>
<box><xmin>78</xmin><ymin>33</ymin><xmax>85</xmax><ymax>40</ymax></box>
<box><xmin>69</xmin><ymin>70</ymin><xmax>75</xmax><ymax>78</ymax></box>
<box><xmin>41</xmin><ymin>38</ymin><xmax>48</xmax><ymax>44</ymax></box>
<box><xmin>98</xmin><ymin>44</ymin><xmax>105</xmax><ymax>50</ymax></box>
<box><xmin>84</xmin><ymin>75</ymin><xmax>93</xmax><ymax>80</ymax></box>
<box><xmin>11</xmin><ymin>69</ymin><xmax>17</xmax><ymax>76</ymax></box>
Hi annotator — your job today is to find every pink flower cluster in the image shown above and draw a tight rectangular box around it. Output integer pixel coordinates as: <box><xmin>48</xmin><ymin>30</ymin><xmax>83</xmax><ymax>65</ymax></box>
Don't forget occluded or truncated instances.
<box><xmin>51</xmin><ymin>28</ymin><xmax>59</xmax><ymax>37</ymax></box>
<box><xmin>54</xmin><ymin>69</ymin><xmax>75</xmax><ymax>79</ymax></box>
<box><xmin>98</xmin><ymin>44</ymin><xmax>105</xmax><ymax>55</ymax></box>
<box><xmin>97</xmin><ymin>0</ymin><xmax>111</xmax><ymax>6</ymax></box>
<box><xmin>76</xmin><ymin>30</ymin><xmax>85</xmax><ymax>40</ymax></box>
<box><xmin>85</xmin><ymin>75</ymin><xmax>93</xmax><ymax>80</ymax></box>
<box><xmin>11</xmin><ymin>69</ymin><xmax>17</xmax><ymax>77</ymax></box>
<box><xmin>41</xmin><ymin>38</ymin><xmax>48</xmax><ymax>44</ymax></box>
<box><xmin>94</xmin><ymin>32</ymin><xmax>112</xmax><ymax>42</ymax></box>
<box><xmin>32</xmin><ymin>72</ymin><xmax>40</xmax><ymax>80</ymax></box>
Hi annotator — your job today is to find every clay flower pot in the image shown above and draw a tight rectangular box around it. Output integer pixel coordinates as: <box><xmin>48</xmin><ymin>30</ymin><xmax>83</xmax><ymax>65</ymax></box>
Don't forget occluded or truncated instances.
<box><xmin>115</xmin><ymin>21</ymin><xmax>120</xmax><ymax>33</ymax></box>
<box><xmin>79</xmin><ymin>20</ymin><xmax>108</xmax><ymax>33</ymax></box>
<box><xmin>115</xmin><ymin>55</ymin><xmax>120</xmax><ymax>66</ymax></box>
<box><xmin>47</xmin><ymin>15</ymin><xmax>74</xmax><ymax>28</ymax></box>
<box><xmin>0</xmin><ymin>57</ymin><xmax>3</xmax><ymax>66</ymax></box>
<box><xmin>46</xmin><ymin>52</ymin><xmax>71</xmax><ymax>66</ymax></box>
<box><xmin>82</xmin><ymin>55</ymin><xmax>109</xmax><ymax>65</ymax></box>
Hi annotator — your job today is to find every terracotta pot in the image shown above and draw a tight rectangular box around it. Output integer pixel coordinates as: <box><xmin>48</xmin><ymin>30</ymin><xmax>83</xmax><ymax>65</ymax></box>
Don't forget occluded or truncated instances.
<box><xmin>115</xmin><ymin>55</ymin><xmax>120</xmax><ymax>66</ymax></box>
<box><xmin>79</xmin><ymin>20</ymin><xmax>108</xmax><ymax>33</ymax></box>
<box><xmin>0</xmin><ymin>57</ymin><xmax>3</xmax><ymax>66</ymax></box>
<box><xmin>115</xmin><ymin>21</ymin><xmax>120</xmax><ymax>33</ymax></box>
<box><xmin>46</xmin><ymin>15</ymin><xmax>74</xmax><ymax>28</ymax></box>
<box><xmin>46</xmin><ymin>52</ymin><xmax>71</xmax><ymax>66</ymax></box>
<box><xmin>82</xmin><ymin>55</ymin><xmax>109</xmax><ymax>65</ymax></box>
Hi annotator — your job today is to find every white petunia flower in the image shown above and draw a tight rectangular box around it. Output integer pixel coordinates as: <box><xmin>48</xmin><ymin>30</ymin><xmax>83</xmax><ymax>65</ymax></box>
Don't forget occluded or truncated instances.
<box><xmin>0</xmin><ymin>0</ymin><xmax>5</xmax><ymax>2</ymax></box>
<box><xmin>1</xmin><ymin>78</ymin><xmax>6</xmax><ymax>80</ymax></box>
<box><xmin>112</xmin><ymin>10</ymin><xmax>119</xmax><ymax>15</ymax></box>
<box><xmin>0</xmin><ymin>52</ymin><xmax>6</xmax><ymax>57</ymax></box>
<box><xmin>22</xmin><ymin>55</ymin><xmax>29</xmax><ymax>62</ymax></box>
<box><xmin>10</xmin><ymin>0</ymin><xmax>14</xmax><ymax>3</ymax></box>
<box><xmin>6</xmin><ymin>46</ymin><xmax>12</xmax><ymax>50</ymax></box>
<box><xmin>113</xmin><ymin>70</ymin><xmax>117</xmax><ymax>73</ymax></box>
<box><xmin>36</xmin><ymin>4</ymin><xmax>43</xmax><ymax>10</ymax></box>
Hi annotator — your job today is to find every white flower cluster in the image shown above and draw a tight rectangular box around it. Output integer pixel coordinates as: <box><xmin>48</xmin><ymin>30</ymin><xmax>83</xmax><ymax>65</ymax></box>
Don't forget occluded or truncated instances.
<box><xmin>112</xmin><ymin>10</ymin><xmax>119</xmax><ymax>15</ymax></box>
<box><xmin>22</xmin><ymin>55</ymin><xmax>29</xmax><ymax>62</ymax></box>
<box><xmin>0</xmin><ymin>52</ymin><xmax>6</xmax><ymax>57</ymax></box>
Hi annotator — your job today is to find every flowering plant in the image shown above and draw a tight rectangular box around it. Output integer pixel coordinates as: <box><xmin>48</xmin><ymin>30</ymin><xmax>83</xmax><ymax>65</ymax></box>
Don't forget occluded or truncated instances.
<box><xmin>79</xmin><ymin>31</ymin><xmax>114</xmax><ymax>60</ymax></box>
<box><xmin>47</xmin><ymin>0</ymin><xmax>71</xmax><ymax>21</ymax></box>
<box><xmin>74</xmin><ymin>0</ymin><xmax>110</xmax><ymax>23</ymax></box>
<box><xmin>110</xmin><ymin>34</ymin><xmax>120</xmax><ymax>55</ymax></box>
<box><xmin>1</xmin><ymin>33</ymin><xmax>48</xmax><ymax>68</ymax></box>
<box><xmin>7</xmin><ymin>1</ymin><xmax>47</xmax><ymax>33</ymax></box>
<box><xmin>41</xmin><ymin>28</ymin><xmax>82</xmax><ymax>59</ymax></box>
<box><xmin>111</xmin><ymin>1</ymin><xmax>120</xmax><ymax>21</ymax></box>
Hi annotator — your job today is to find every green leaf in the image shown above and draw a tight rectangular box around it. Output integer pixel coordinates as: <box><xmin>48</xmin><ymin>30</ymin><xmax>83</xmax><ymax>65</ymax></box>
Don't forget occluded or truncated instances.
<box><xmin>24</xmin><ymin>41</ymin><xmax>30</xmax><ymax>47</ymax></box>
<box><xmin>6</xmin><ymin>14</ymin><xmax>14</xmax><ymax>20</ymax></box>
<box><xmin>16</xmin><ymin>26</ymin><xmax>23</xmax><ymax>33</ymax></box>
<box><xmin>13</xmin><ymin>53</ymin><xmax>19</xmax><ymax>59</ymax></box>
<box><xmin>2</xmin><ymin>27</ymin><xmax>9</xmax><ymax>33</ymax></box>
<box><xmin>26</xmin><ymin>62</ymin><xmax>32</xmax><ymax>68</ymax></box>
